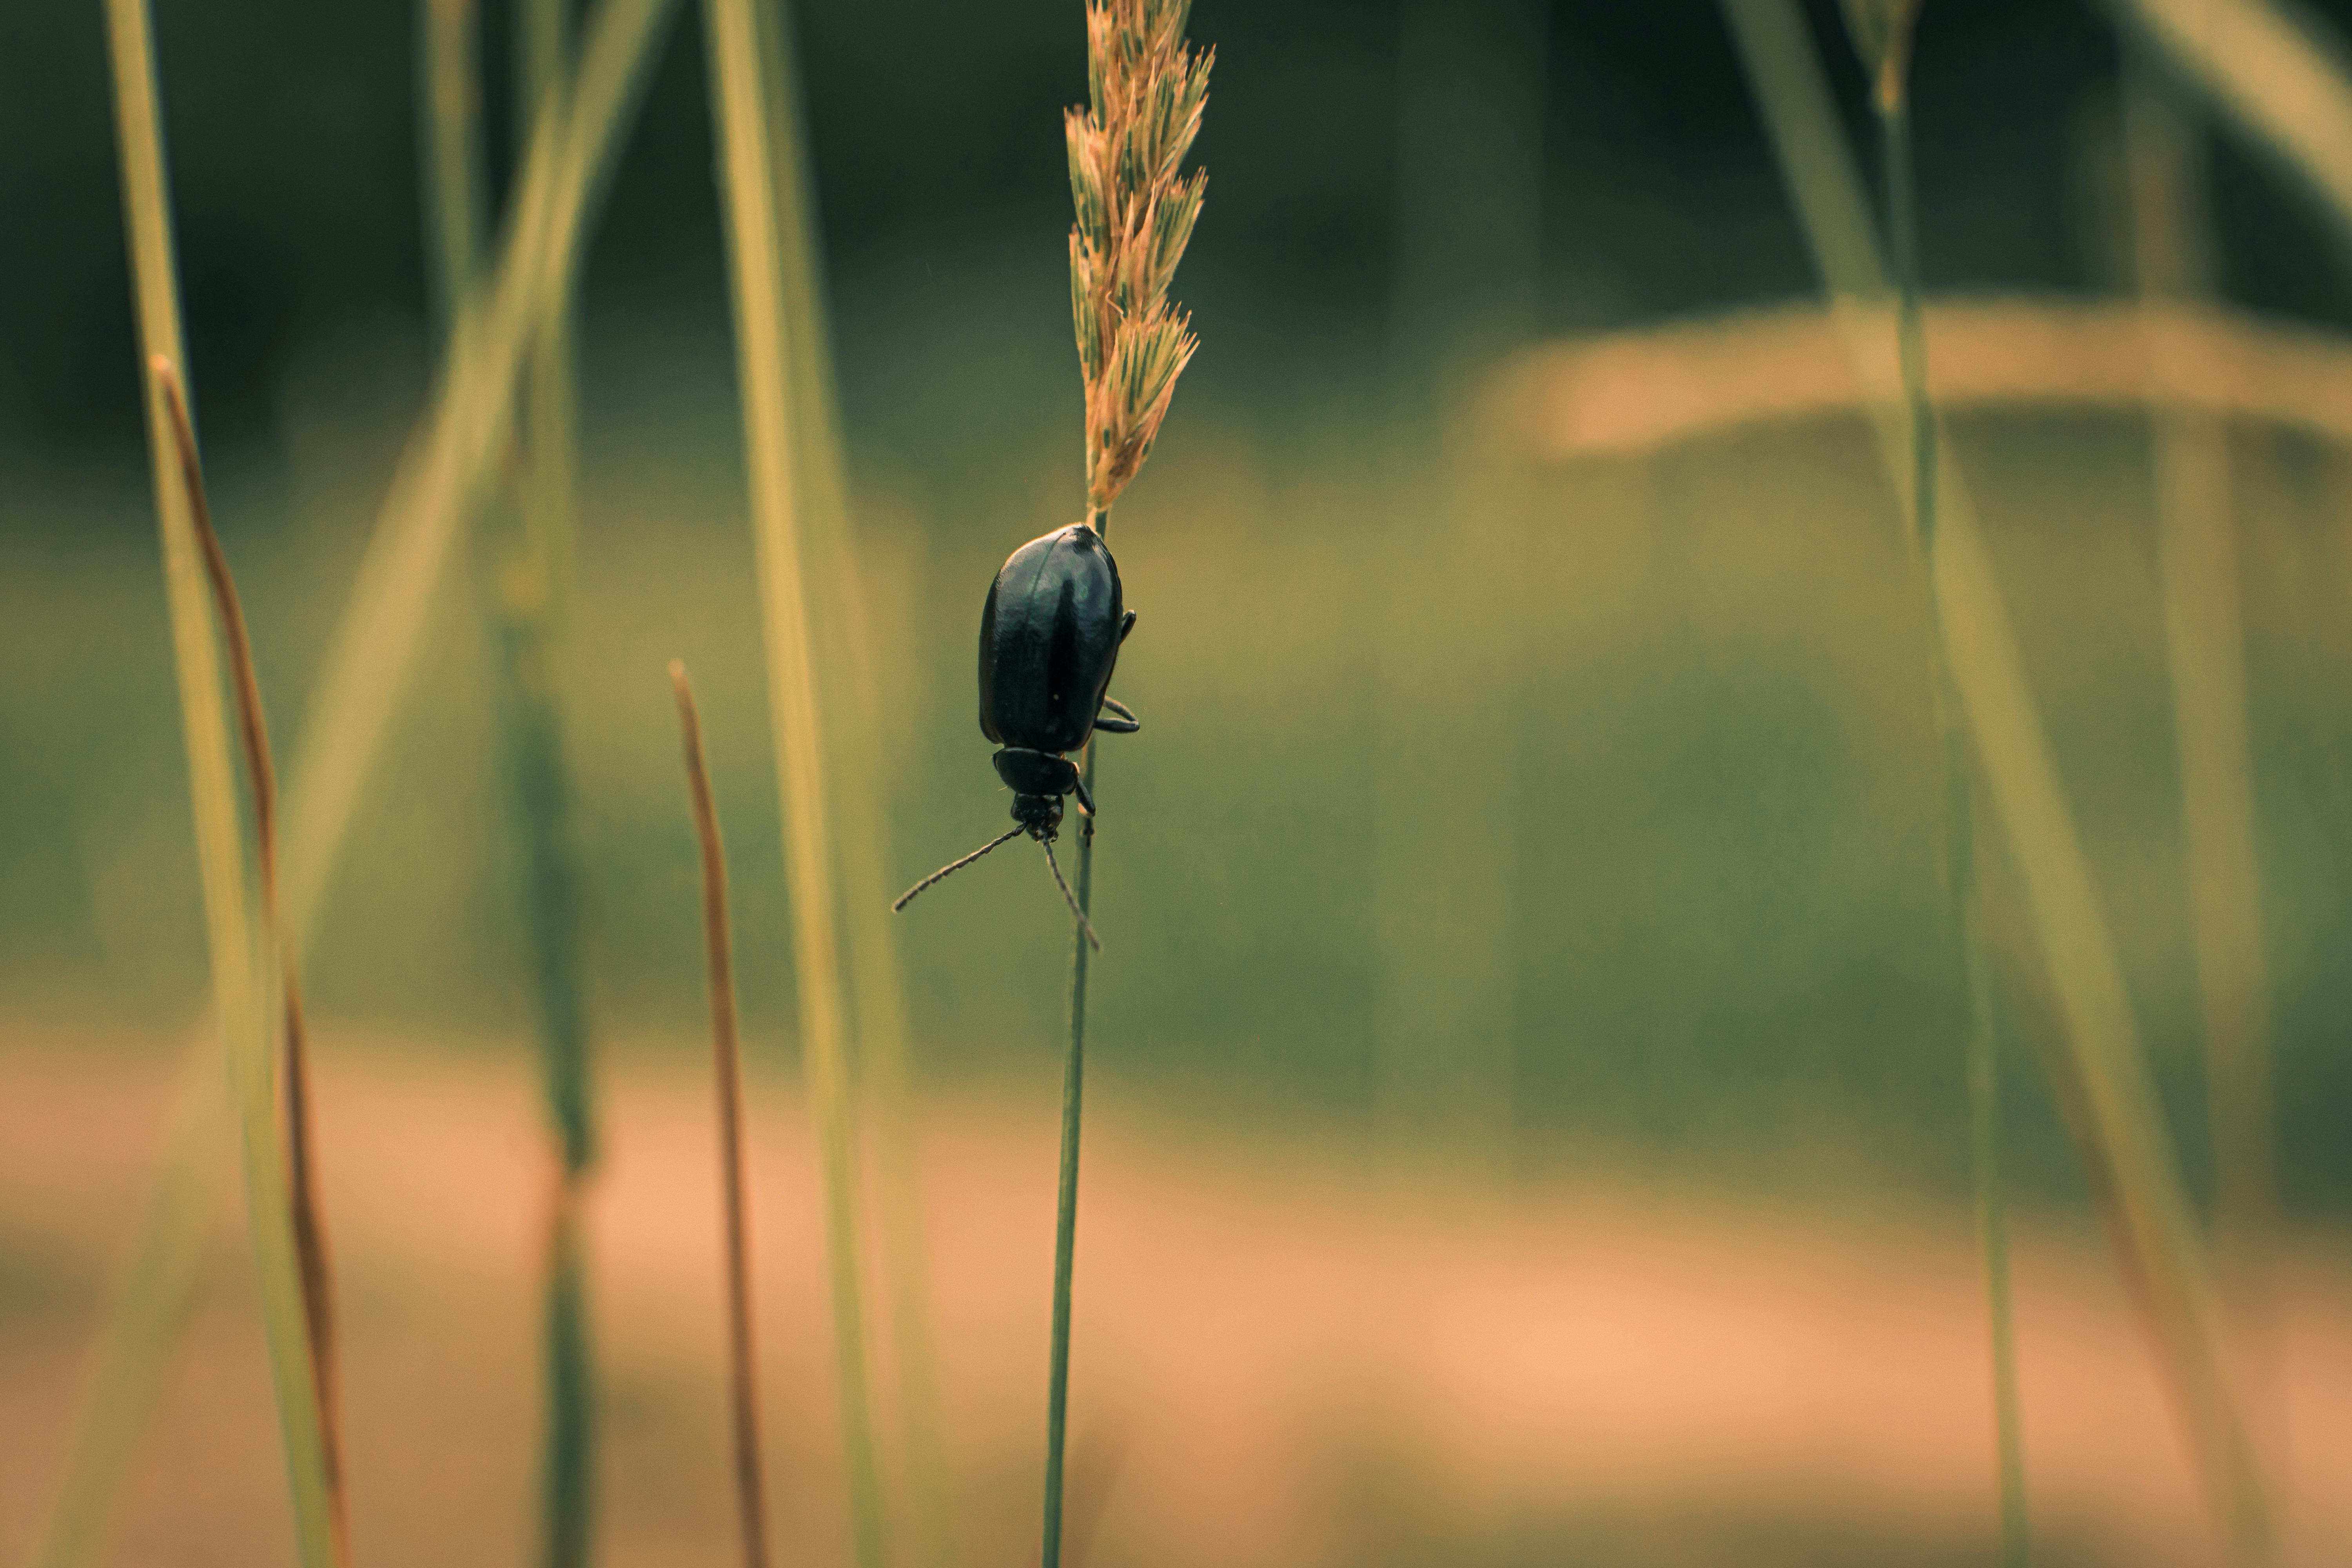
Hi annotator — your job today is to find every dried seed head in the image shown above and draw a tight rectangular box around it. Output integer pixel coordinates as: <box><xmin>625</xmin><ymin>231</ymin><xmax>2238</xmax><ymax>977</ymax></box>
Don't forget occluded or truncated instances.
<box><xmin>1067</xmin><ymin>0</ymin><xmax>1211</xmax><ymax>510</ymax></box>
<box><xmin>1839</xmin><ymin>0</ymin><xmax>1922</xmax><ymax>112</ymax></box>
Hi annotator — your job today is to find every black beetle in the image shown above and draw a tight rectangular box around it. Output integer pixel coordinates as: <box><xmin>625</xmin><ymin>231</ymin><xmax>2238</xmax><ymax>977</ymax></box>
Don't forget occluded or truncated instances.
<box><xmin>892</xmin><ymin>521</ymin><xmax>1138</xmax><ymax>946</ymax></box>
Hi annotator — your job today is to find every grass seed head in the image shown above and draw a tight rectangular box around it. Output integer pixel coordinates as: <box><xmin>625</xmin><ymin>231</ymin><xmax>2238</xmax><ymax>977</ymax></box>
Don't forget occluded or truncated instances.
<box><xmin>1067</xmin><ymin>0</ymin><xmax>1211</xmax><ymax>511</ymax></box>
<box><xmin>1838</xmin><ymin>0</ymin><xmax>1922</xmax><ymax>112</ymax></box>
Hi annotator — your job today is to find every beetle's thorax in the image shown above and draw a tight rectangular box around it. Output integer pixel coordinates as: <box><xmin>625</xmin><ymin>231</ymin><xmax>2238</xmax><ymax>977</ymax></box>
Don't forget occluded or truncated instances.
<box><xmin>993</xmin><ymin>746</ymin><xmax>1076</xmax><ymax>796</ymax></box>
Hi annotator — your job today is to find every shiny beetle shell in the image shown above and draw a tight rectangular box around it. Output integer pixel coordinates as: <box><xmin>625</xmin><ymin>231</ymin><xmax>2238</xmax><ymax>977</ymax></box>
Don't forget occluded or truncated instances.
<box><xmin>978</xmin><ymin>523</ymin><xmax>1130</xmax><ymax>756</ymax></box>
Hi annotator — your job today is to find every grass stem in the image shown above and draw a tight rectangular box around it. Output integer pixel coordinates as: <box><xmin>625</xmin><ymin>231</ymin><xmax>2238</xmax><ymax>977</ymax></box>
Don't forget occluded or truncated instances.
<box><xmin>2123</xmin><ymin>59</ymin><xmax>2281</xmax><ymax>1463</ymax></box>
<box><xmin>34</xmin><ymin>9</ymin><xmax>680</xmax><ymax>1560</ymax></box>
<box><xmin>755</xmin><ymin>3</ymin><xmax>961</xmax><ymax>1551</ymax></box>
<box><xmin>422</xmin><ymin>3</ymin><xmax>603</xmax><ymax>1554</ymax></box>
<box><xmin>671</xmin><ymin>662</ymin><xmax>773</xmax><ymax>1568</ymax></box>
<box><xmin>1875</xmin><ymin>81</ymin><xmax>2031</xmax><ymax>1568</ymax></box>
<box><xmin>701</xmin><ymin>0</ymin><xmax>887</xmax><ymax>1557</ymax></box>
<box><xmin>100</xmin><ymin>0</ymin><xmax>336</xmax><ymax>1552</ymax></box>
<box><xmin>1042</xmin><ymin>505</ymin><xmax>1109</xmax><ymax>1568</ymax></box>
<box><xmin>1720</xmin><ymin>1</ymin><xmax>2275</xmax><ymax>1556</ymax></box>
<box><xmin>508</xmin><ymin>5</ymin><xmax>599</xmax><ymax>1557</ymax></box>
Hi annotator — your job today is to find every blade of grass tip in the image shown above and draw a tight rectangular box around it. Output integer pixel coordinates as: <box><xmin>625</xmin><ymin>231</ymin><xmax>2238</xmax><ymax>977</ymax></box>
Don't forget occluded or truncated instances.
<box><xmin>159</xmin><ymin>364</ymin><xmax>354</xmax><ymax>1568</ymax></box>
<box><xmin>757</xmin><ymin>5</ymin><xmax>962</xmax><ymax>1555</ymax></box>
<box><xmin>2123</xmin><ymin>56</ymin><xmax>2282</xmax><ymax>1466</ymax></box>
<box><xmin>31</xmin><ymin>6</ymin><xmax>682</xmax><ymax>1561</ymax></box>
<box><xmin>1850</xmin><ymin>10</ymin><xmax>2031</xmax><ymax>1561</ymax></box>
<box><xmin>1719</xmin><ymin>1</ymin><xmax>2274</xmax><ymax>1559</ymax></box>
<box><xmin>701</xmin><ymin>0</ymin><xmax>887</xmax><ymax>1561</ymax></box>
<box><xmin>100</xmin><ymin>0</ymin><xmax>332</xmax><ymax>1557</ymax></box>
<box><xmin>671</xmin><ymin>662</ymin><xmax>774</xmax><ymax>1568</ymax></box>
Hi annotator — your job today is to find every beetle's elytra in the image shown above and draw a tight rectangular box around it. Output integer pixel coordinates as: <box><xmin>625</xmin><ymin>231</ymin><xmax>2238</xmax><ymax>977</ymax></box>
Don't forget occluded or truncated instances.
<box><xmin>892</xmin><ymin>521</ymin><xmax>1139</xmax><ymax>944</ymax></box>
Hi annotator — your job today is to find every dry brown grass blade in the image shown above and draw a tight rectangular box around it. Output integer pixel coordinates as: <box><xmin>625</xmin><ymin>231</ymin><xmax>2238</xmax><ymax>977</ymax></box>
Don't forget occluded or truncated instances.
<box><xmin>155</xmin><ymin>361</ymin><xmax>351</xmax><ymax>1568</ymax></box>
<box><xmin>670</xmin><ymin>662</ymin><xmax>771</xmax><ymax>1568</ymax></box>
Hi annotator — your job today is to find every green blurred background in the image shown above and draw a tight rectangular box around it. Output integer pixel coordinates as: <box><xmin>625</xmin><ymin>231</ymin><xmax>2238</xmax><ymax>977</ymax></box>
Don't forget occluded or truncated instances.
<box><xmin>9</xmin><ymin>2</ymin><xmax>2352</xmax><ymax>1564</ymax></box>
<box><xmin>3</xmin><ymin>0</ymin><xmax>2351</xmax><ymax>1210</ymax></box>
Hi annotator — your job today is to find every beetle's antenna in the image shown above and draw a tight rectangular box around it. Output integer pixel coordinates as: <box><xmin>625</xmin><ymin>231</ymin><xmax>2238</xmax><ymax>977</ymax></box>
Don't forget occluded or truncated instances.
<box><xmin>1038</xmin><ymin>838</ymin><xmax>1101</xmax><ymax>952</ymax></box>
<box><xmin>892</xmin><ymin>826</ymin><xmax>1026</xmax><ymax>912</ymax></box>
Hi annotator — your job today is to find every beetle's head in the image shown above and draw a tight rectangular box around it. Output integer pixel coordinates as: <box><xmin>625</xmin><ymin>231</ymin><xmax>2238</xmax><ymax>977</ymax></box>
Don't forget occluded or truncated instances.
<box><xmin>1010</xmin><ymin>791</ymin><xmax>1064</xmax><ymax>838</ymax></box>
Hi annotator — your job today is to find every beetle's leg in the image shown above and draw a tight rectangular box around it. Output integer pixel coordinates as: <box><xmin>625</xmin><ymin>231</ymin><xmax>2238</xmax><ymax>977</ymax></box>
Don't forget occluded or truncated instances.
<box><xmin>1119</xmin><ymin>609</ymin><xmax>1136</xmax><ymax>642</ymax></box>
<box><xmin>1071</xmin><ymin>773</ymin><xmax>1097</xmax><ymax>817</ymax></box>
<box><xmin>1094</xmin><ymin>695</ymin><xmax>1140</xmax><ymax>734</ymax></box>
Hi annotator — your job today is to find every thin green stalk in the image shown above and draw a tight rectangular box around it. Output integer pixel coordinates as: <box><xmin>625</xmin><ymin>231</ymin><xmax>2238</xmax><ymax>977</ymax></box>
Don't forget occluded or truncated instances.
<box><xmin>31</xmin><ymin>8</ymin><xmax>680</xmax><ymax>1562</ymax></box>
<box><xmin>1042</xmin><ymin>503</ymin><xmax>1109</xmax><ymax>1568</ymax></box>
<box><xmin>508</xmin><ymin>4</ymin><xmax>599</xmax><ymax>1559</ymax></box>
<box><xmin>99</xmin><ymin>0</ymin><xmax>332</xmax><ymax>1558</ymax></box>
<box><xmin>757</xmin><ymin>3</ymin><xmax>960</xmax><ymax>1554</ymax></box>
<box><xmin>701</xmin><ymin>0</ymin><xmax>886</xmax><ymax>1559</ymax></box>
<box><xmin>1875</xmin><ymin>67</ymin><xmax>2031</xmax><ymax>1568</ymax></box>
<box><xmin>1045</xmin><ymin>5</ymin><xmax>1208</xmax><ymax>1555</ymax></box>
<box><xmin>422</xmin><ymin>2</ymin><xmax>603</xmax><ymax>1554</ymax></box>
<box><xmin>1722</xmin><ymin>1</ymin><xmax>2272</xmax><ymax>1558</ymax></box>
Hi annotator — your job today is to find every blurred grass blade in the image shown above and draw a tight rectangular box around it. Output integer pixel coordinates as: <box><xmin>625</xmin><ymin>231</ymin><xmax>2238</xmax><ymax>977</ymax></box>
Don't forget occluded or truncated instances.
<box><xmin>96</xmin><ymin>0</ymin><xmax>332</xmax><ymax>1559</ymax></box>
<box><xmin>517</xmin><ymin>0</ymin><xmax>584</xmax><ymax>633</ymax></box>
<box><xmin>2107</xmin><ymin>0</ymin><xmax>2352</xmax><ymax>261</ymax></box>
<box><xmin>499</xmin><ymin>0</ymin><xmax>604</xmax><ymax>1558</ymax></box>
<box><xmin>279</xmin><ymin>0</ymin><xmax>677</xmax><ymax>929</ymax></box>
<box><xmin>33</xmin><ymin>4</ymin><xmax>680</xmax><ymax>1561</ymax></box>
<box><xmin>1860</xmin><ymin>43</ymin><xmax>2030</xmax><ymax>1568</ymax></box>
<box><xmin>671</xmin><ymin>662</ymin><xmax>775</xmax><ymax>1568</ymax></box>
<box><xmin>1718</xmin><ymin>0</ymin><xmax>2274</xmax><ymax>1560</ymax></box>
<box><xmin>2123</xmin><ymin>61</ymin><xmax>2281</xmax><ymax>1450</ymax></box>
<box><xmin>755</xmin><ymin>0</ymin><xmax>960</xmax><ymax>1557</ymax></box>
<box><xmin>420</xmin><ymin>0</ymin><xmax>490</xmax><ymax>349</ymax></box>
<box><xmin>422</xmin><ymin>3</ymin><xmax>605</xmax><ymax>1560</ymax></box>
<box><xmin>701</xmin><ymin>0</ymin><xmax>887</xmax><ymax>1561</ymax></box>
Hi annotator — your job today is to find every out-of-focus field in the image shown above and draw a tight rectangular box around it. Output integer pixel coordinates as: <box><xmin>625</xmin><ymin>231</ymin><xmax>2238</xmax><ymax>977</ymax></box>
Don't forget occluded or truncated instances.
<box><xmin>4</xmin><ymin>1031</ymin><xmax>2352</xmax><ymax>1568</ymax></box>
<box><xmin>5</xmin><ymin>316</ymin><xmax>2352</xmax><ymax>1563</ymax></box>
<box><xmin>5</xmin><ymin>325</ymin><xmax>2350</xmax><ymax>1196</ymax></box>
